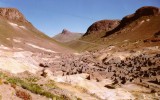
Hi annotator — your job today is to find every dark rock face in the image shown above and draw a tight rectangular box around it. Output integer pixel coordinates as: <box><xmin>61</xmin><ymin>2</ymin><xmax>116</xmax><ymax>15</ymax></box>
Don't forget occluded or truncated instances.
<box><xmin>61</xmin><ymin>29</ymin><xmax>72</xmax><ymax>35</ymax></box>
<box><xmin>0</xmin><ymin>8</ymin><xmax>28</xmax><ymax>23</ymax></box>
<box><xmin>105</xmin><ymin>6</ymin><xmax>160</xmax><ymax>37</ymax></box>
<box><xmin>84</xmin><ymin>20</ymin><xmax>120</xmax><ymax>36</ymax></box>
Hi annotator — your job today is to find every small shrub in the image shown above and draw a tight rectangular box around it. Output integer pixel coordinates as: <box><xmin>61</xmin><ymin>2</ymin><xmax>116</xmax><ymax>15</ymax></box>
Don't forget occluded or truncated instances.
<box><xmin>25</xmin><ymin>77</ymin><xmax>39</xmax><ymax>83</ymax></box>
<box><xmin>16</xmin><ymin>90</ymin><xmax>32</xmax><ymax>100</ymax></box>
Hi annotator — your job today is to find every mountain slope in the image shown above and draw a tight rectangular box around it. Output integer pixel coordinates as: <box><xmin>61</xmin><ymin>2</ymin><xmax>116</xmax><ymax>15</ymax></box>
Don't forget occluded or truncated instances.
<box><xmin>101</xmin><ymin>6</ymin><xmax>160</xmax><ymax>47</ymax></box>
<box><xmin>53</xmin><ymin>29</ymin><xmax>83</xmax><ymax>43</ymax></box>
<box><xmin>0</xmin><ymin>8</ymin><xmax>73</xmax><ymax>53</ymax></box>
<box><xmin>66</xmin><ymin>6</ymin><xmax>160</xmax><ymax>52</ymax></box>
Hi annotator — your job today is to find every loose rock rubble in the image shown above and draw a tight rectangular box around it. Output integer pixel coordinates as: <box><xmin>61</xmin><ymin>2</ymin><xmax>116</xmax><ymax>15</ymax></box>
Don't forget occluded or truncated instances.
<box><xmin>31</xmin><ymin>46</ymin><xmax>160</xmax><ymax>99</ymax></box>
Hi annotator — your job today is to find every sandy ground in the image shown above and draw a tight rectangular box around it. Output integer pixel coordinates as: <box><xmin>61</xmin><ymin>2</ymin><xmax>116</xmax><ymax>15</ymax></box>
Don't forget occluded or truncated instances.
<box><xmin>0</xmin><ymin>84</ymin><xmax>21</xmax><ymax>100</ymax></box>
<box><xmin>51</xmin><ymin>74</ymin><xmax>135</xmax><ymax>100</ymax></box>
<box><xmin>0</xmin><ymin>46</ymin><xmax>159</xmax><ymax>100</ymax></box>
<box><xmin>56</xmin><ymin>83</ymin><xmax>98</xmax><ymax>100</ymax></box>
<box><xmin>0</xmin><ymin>50</ymin><xmax>40</xmax><ymax>74</ymax></box>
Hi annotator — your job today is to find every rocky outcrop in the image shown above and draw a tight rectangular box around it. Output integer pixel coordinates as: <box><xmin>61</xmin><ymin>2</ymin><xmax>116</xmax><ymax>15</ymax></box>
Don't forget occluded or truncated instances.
<box><xmin>84</xmin><ymin>20</ymin><xmax>120</xmax><ymax>36</ymax></box>
<box><xmin>105</xmin><ymin>6</ymin><xmax>160</xmax><ymax>37</ymax></box>
<box><xmin>36</xmin><ymin>45</ymin><xmax>160</xmax><ymax>93</ymax></box>
<box><xmin>0</xmin><ymin>8</ymin><xmax>28</xmax><ymax>23</ymax></box>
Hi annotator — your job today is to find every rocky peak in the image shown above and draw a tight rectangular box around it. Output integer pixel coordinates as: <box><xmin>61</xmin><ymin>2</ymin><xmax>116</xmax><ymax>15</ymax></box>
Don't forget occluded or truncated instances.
<box><xmin>61</xmin><ymin>29</ymin><xmax>72</xmax><ymax>35</ymax></box>
<box><xmin>84</xmin><ymin>20</ymin><xmax>120</xmax><ymax>36</ymax></box>
<box><xmin>0</xmin><ymin>8</ymin><xmax>28</xmax><ymax>23</ymax></box>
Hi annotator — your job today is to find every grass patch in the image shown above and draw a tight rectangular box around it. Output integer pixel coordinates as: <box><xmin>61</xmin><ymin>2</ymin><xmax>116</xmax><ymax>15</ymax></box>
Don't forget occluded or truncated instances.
<box><xmin>7</xmin><ymin>77</ymin><xmax>64</xmax><ymax>100</ymax></box>
<box><xmin>0</xmin><ymin>72</ymin><xmax>8</xmax><ymax>85</ymax></box>
<box><xmin>25</xmin><ymin>77</ymin><xmax>40</xmax><ymax>83</ymax></box>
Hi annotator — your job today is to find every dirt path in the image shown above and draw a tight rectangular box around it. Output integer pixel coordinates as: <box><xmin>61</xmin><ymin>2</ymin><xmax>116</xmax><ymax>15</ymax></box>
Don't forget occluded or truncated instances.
<box><xmin>56</xmin><ymin>83</ymin><xmax>99</xmax><ymax>100</ymax></box>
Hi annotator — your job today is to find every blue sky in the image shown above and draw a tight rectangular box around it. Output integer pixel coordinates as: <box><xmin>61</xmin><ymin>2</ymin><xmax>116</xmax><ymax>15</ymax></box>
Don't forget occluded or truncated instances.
<box><xmin>0</xmin><ymin>0</ymin><xmax>160</xmax><ymax>36</ymax></box>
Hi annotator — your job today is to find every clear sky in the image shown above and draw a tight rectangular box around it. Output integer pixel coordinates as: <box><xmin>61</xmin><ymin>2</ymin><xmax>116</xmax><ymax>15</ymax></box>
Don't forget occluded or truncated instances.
<box><xmin>0</xmin><ymin>0</ymin><xmax>160</xmax><ymax>36</ymax></box>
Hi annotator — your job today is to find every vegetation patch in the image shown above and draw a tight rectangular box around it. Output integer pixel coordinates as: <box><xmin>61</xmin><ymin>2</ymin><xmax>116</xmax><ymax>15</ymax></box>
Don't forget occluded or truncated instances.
<box><xmin>25</xmin><ymin>77</ymin><xmax>40</xmax><ymax>83</ymax></box>
<box><xmin>0</xmin><ymin>72</ymin><xmax>7</xmax><ymax>79</ymax></box>
<box><xmin>45</xmin><ymin>80</ymin><xmax>58</xmax><ymax>89</ymax></box>
<box><xmin>7</xmin><ymin>77</ymin><xmax>64</xmax><ymax>100</ymax></box>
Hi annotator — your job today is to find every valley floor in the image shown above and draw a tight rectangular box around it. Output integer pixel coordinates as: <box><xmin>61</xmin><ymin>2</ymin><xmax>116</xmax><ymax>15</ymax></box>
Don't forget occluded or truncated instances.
<box><xmin>0</xmin><ymin>45</ymin><xmax>160</xmax><ymax>100</ymax></box>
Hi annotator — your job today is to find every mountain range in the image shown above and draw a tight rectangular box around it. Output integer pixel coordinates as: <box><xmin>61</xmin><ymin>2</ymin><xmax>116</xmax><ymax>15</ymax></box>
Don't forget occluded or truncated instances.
<box><xmin>66</xmin><ymin>6</ymin><xmax>160</xmax><ymax>51</ymax></box>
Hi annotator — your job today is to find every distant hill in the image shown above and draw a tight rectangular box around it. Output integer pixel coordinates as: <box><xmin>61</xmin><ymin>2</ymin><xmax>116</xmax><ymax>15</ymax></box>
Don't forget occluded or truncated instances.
<box><xmin>0</xmin><ymin>8</ymin><xmax>72</xmax><ymax>53</ymax></box>
<box><xmin>53</xmin><ymin>29</ymin><xmax>83</xmax><ymax>43</ymax></box>
<box><xmin>66</xmin><ymin>6</ymin><xmax>160</xmax><ymax>52</ymax></box>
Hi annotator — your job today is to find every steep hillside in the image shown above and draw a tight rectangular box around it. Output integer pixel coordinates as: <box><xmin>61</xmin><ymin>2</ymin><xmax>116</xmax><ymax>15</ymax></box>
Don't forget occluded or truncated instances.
<box><xmin>0</xmin><ymin>8</ymin><xmax>72</xmax><ymax>53</ymax></box>
<box><xmin>66</xmin><ymin>6</ymin><xmax>160</xmax><ymax>52</ymax></box>
<box><xmin>53</xmin><ymin>29</ymin><xmax>83</xmax><ymax>43</ymax></box>
<box><xmin>101</xmin><ymin>6</ymin><xmax>160</xmax><ymax>47</ymax></box>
